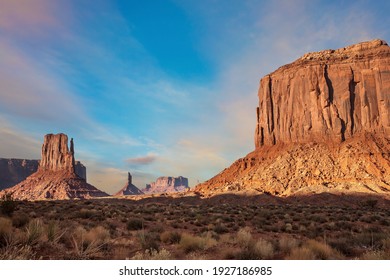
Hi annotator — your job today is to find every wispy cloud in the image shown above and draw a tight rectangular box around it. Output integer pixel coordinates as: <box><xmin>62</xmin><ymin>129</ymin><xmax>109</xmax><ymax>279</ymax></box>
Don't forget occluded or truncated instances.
<box><xmin>0</xmin><ymin>0</ymin><xmax>60</xmax><ymax>35</ymax></box>
<box><xmin>0</xmin><ymin>40</ymin><xmax>88</xmax><ymax>124</ymax></box>
<box><xmin>125</xmin><ymin>153</ymin><xmax>158</xmax><ymax>166</ymax></box>
<box><xmin>0</xmin><ymin>116</ymin><xmax>41</xmax><ymax>159</ymax></box>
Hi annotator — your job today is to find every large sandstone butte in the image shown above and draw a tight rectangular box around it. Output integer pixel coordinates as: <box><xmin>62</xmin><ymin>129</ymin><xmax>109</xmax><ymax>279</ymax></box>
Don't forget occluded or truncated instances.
<box><xmin>144</xmin><ymin>176</ymin><xmax>189</xmax><ymax>194</ymax></box>
<box><xmin>1</xmin><ymin>133</ymin><xmax>108</xmax><ymax>200</ymax></box>
<box><xmin>0</xmin><ymin>158</ymin><xmax>86</xmax><ymax>190</ymax></box>
<box><xmin>114</xmin><ymin>172</ymin><xmax>144</xmax><ymax>196</ymax></box>
<box><xmin>196</xmin><ymin>39</ymin><xmax>390</xmax><ymax>197</ymax></box>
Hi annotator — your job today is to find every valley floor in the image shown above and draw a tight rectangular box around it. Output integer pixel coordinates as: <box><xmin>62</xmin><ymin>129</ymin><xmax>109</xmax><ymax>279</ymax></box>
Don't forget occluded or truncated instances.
<box><xmin>1</xmin><ymin>194</ymin><xmax>390</xmax><ymax>260</ymax></box>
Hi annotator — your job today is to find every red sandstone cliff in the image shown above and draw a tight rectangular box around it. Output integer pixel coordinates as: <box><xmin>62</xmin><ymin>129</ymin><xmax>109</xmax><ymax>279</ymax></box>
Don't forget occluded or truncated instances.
<box><xmin>196</xmin><ymin>39</ymin><xmax>390</xmax><ymax>197</ymax></box>
<box><xmin>1</xmin><ymin>133</ymin><xmax>108</xmax><ymax>200</ymax></box>
<box><xmin>255</xmin><ymin>39</ymin><xmax>389</xmax><ymax>147</ymax></box>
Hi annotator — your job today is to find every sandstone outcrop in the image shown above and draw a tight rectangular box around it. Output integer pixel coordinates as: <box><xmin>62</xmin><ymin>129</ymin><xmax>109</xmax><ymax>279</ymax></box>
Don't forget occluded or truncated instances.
<box><xmin>0</xmin><ymin>158</ymin><xmax>86</xmax><ymax>190</ymax></box>
<box><xmin>197</xmin><ymin>39</ymin><xmax>390</xmax><ymax>197</ymax></box>
<box><xmin>144</xmin><ymin>176</ymin><xmax>189</xmax><ymax>194</ymax></box>
<box><xmin>1</xmin><ymin>133</ymin><xmax>108</xmax><ymax>200</ymax></box>
<box><xmin>115</xmin><ymin>172</ymin><xmax>143</xmax><ymax>196</ymax></box>
<box><xmin>255</xmin><ymin>39</ymin><xmax>390</xmax><ymax>147</ymax></box>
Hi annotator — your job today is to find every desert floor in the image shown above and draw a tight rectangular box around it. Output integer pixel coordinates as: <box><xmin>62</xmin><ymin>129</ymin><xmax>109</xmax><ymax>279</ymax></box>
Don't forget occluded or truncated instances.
<box><xmin>1</xmin><ymin>193</ymin><xmax>390</xmax><ymax>260</ymax></box>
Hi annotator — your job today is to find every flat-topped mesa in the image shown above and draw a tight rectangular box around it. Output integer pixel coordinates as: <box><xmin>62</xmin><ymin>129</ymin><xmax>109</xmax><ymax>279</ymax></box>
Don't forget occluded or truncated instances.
<box><xmin>39</xmin><ymin>133</ymin><xmax>76</xmax><ymax>173</ymax></box>
<box><xmin>255</xmin><ymin>39</ymin><xmax>390</xmax><ymax>148</ymax></box>
<box><xmin>143</xmin><ymin>176</ymin><xmax>189</xmax><ymax>194</ymax></box>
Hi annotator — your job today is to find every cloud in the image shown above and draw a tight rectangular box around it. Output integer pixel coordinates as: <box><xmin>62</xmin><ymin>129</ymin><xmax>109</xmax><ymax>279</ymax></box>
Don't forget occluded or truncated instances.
<box><xmin>0</xmin><ymin>0</ymin><xmax>59</xmax><ymax>35</ymax></box>
<box><xmin>0</xmin><ymin>40</ymin><xmax>88</xmax><ymax>125</ymax></box>
<box><xmin>125</xmin><ymin>154</ymin><xmax>158</xmax><ymax>166</ymax></box>
<box><xmin>0</xmin><ymin>117</ymin><xmax>41</xmax><ymax>159</ymax></box>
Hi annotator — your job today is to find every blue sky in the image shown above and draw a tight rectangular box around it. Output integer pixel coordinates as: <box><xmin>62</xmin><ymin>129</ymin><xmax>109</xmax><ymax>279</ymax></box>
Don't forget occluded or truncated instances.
<box><xmin>1</xmin><ymin>0</ymin><xmax>389</xmax><ymax>194</ymax></box>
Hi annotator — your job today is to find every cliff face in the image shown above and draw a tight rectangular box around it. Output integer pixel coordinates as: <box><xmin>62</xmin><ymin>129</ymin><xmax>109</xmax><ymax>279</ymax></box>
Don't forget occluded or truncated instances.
<box><xmin>0</xmin><ymin>158</ymin><xmax>86</xmax><ymax>190</ymax></box>
<box><xmin>1</xmin><ymin>133</ymin><xmax>108</xmax><ymax>200</ymax></box>
<box><xmin>255</xmin><ymin>39</ymin><xmax>390</xmax><ymax>147</ymax></box>
<box><xmin>0</xmin><ymin>159</ymin><xmax>38</xmax><ymax>190</ymax></box>
<box><xmin>115</xmin><ymin>172</ymin><xmax>143</xmax><ymax>196</ymax></box>
<box><xmin>144</xmin><ymin>176</ymin><xmax>189</xmax><ymax>194</ymax></box>
<box><xmin>197</xmin><ymin>39</ymin><xmax>390</xmax><ymax>197</ymax></box>
<box><xmin>39</xmin><ymin>134</ymin><xmax>75</xmax><ymax>173</ymax></box>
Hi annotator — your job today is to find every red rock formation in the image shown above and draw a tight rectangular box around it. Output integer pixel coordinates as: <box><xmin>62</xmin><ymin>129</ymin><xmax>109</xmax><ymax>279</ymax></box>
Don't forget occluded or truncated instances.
<box><xmin>255</xmin><ymin>39</ymin><xmax>390</xmax><ymax>147</ymax></box>
<box><xmin>114</xmin><ymin>172</ymin><xmax>143</xmax><ymax>196</ymax></box>
<box><xmin>0</xmin><ymin>158</ymin><xmax>87</xmax><ymax>190</ymax></box>
<box><xmin>143</xmin><ymin>176</ymin><xmax>189</xmax><ymax>194</ymax></box>
<box><xmin>197</xmin><ymin>39</ymin><xmax>390</xmax><ymax>197</ymax></box>
<box><xmin>1</xmin><ymin>133</ymin><xmax>108</xmax><ymax>200</ymax></box>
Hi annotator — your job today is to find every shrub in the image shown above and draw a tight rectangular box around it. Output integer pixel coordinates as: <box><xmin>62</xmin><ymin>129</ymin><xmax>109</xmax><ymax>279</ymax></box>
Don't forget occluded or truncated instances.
<box><xmin>287</xmin><ymin>240</ymin><xmax>343</xmax><ymax>260</ymax></box>
<box><xmin>253</xmin><ymin>238</ymin><xmax>274</xmax><ymax>259</ymax></box>
<box><xmin>236</xmin><ymin>228</ymin><xmax>252</xmax><ymax>248</ymax></box>
<box><xmin>363</xmin><ymin>199</ymin><xmax>378</xmax><ymax>209</ymax></box>
<box><xmin>12</xmin><ymin>213</ymin><xmax>30</xmax><ymax>228</ymax></box>
<box><xmin>1</xmin><ymin>193</ymin><xmax>17</xmax><ymax>216</ymax></box>
<box><xmin>305</xmin><ymin>240</ymin><xmax>343</xmax><ymax>260</ymax></box>
<box><xmin>71</xmin><ymin>225</ymin><xmax>106</xmax><ymax>259</ymax></box>
<box><xmin>131</xmin><ymin>248</ymin><xmax>172</xmax><ymax>260</ymax></box>
<box><xmin>213</xmin><ymin>223</ymin><xmax>229</xmax><ymax>234</ymax></box>
<box><xmin>127</xmin><ymin>219</ymin><xmax>144</xmax><ymax>230</ymax></box>
<box><xmin>85</xmin><ymin>226</ymin><xmax>110</xmax><ymax>245</ymax></box>
<box><xmin>160</xmin><ymin>231</ymin><xmax>181</xmax><ymax>244</ymax></box>
<box><xmin>287</xmin><ymin>247</ymin><xmax>315</xmax><ymax>260</ymax></box>
<box><xmin>0</xmin><ymin>245</ymin><xmax>35</xmax><ymax>260</ymax></box>
<box><xmin>136</xmin><ymin>230</ymin><xmax>160</xmax><ymax>252</ymax></box>
<box><xmin>25</xmin><ymin>219</ymin><xmax>44</xmax><ymax>246</ymax></box>
<box><xmin>0</xmin><ymin>217</ymin><xmax>13</xmax><ymax>247</ymax></box>
<box><xmin>278</xmin><ymin>237</ymin><xmax>299</xmax><ymax>254</ymax></box>
<box><xmin>179</xmin><ymin>233</ymin><xmax>216</xmax><ymax>253</ymax></box>
<box><xmin>46</xmin><ymin>220</ymin><xmax>66</xmax><ymax>243</ymax></box>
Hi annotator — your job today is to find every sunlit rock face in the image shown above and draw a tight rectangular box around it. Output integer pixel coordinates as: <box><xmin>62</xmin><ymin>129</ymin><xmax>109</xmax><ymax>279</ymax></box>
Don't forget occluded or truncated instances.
<box><xmin>1</xmin><ymin>133</ymin><xmax>108</xmax><ymax>200</ymax></box>
<box><xmin>197</xmin><ymin>39</ymin><xmax>390</xmax><ymax>197</ymax></box>
<box><xmin>255</xmin><ymin>39</ymin><xmax>390</xmax><ymax>147</ymax></box>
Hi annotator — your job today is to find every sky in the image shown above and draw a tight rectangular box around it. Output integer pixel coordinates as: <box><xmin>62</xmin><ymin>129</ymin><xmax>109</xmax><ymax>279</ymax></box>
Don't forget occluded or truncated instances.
<box><xmin>0</xmin><ymin>0</ymin><xmax>389</xmax><ymax>194</ymax></box>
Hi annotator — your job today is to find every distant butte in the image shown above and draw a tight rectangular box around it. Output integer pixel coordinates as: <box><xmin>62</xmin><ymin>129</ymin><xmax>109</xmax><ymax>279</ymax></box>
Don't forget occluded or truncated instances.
<box><xmin>114</xmin><ymin>172</ymin><xmax>143</xmax><ymax>196</ymax></box>
<box><xmin>144</xmin><ymin>176</ymin><xmax>189</xmax><ymax>194</ymax></box>
<box><xmin>1</xmin><ymin>133</ymin><xmax>108</xmax><ymax>200</ymax></box>
<box><xmin>196</xmin><ymin>39</ymin><xmax>390</xmax><ymax>197</ymax></box>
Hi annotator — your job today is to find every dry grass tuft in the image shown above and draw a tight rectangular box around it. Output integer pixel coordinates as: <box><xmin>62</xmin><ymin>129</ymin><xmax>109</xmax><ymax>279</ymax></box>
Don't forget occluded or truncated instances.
<box><xmin>236</xmin><ymin>227</ymin><xmax>252</xmax><ymax>248</ymax></box>
<box><xmin>253</xmin><ymin>238</ymin><xmax>274</xmax><ymax>259</ymax></box>
<box><xmin>278</xmin><ymin>237</ymin><xmax>300</xmax><ymax>253</ymax></box>
<box><xmin>287</xmin><ymin>247</ymin><xmax>316</xmax><ymax>260</ymax></box>
<box><xmin>160</xmin><ymin>231</ymin><xmax>181</xmax><ymax>244</ymax></box>
<box><xmin>131</xmin><ymin>248</ymin><xmax>172</xmax><ymax>260</ymax></box>
<box><xmin>287</xmin><ymin>239</ymin><xmax>343</xmax><ymax>260</ymax></box>
<box><xmin>179</xmin><ymin>233</ymin><xmax>217</xmax><ymax>253</ymax></box>
<box><xmin>25</xmin><ymin>219</ymin><xmax>44</xmax><ymax>246</ymax></box>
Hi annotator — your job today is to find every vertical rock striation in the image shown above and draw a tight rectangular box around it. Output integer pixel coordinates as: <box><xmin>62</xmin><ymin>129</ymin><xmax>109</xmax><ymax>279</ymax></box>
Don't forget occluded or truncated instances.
<box><xmin>255</xmin><ymin>39</ymin><xmax>390</xmax><ymax>147</ymax></box>
<box><xmin>39</xmin><ymin>134</ymin><xmax>75</xmax><ymax>173</ymax></box>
